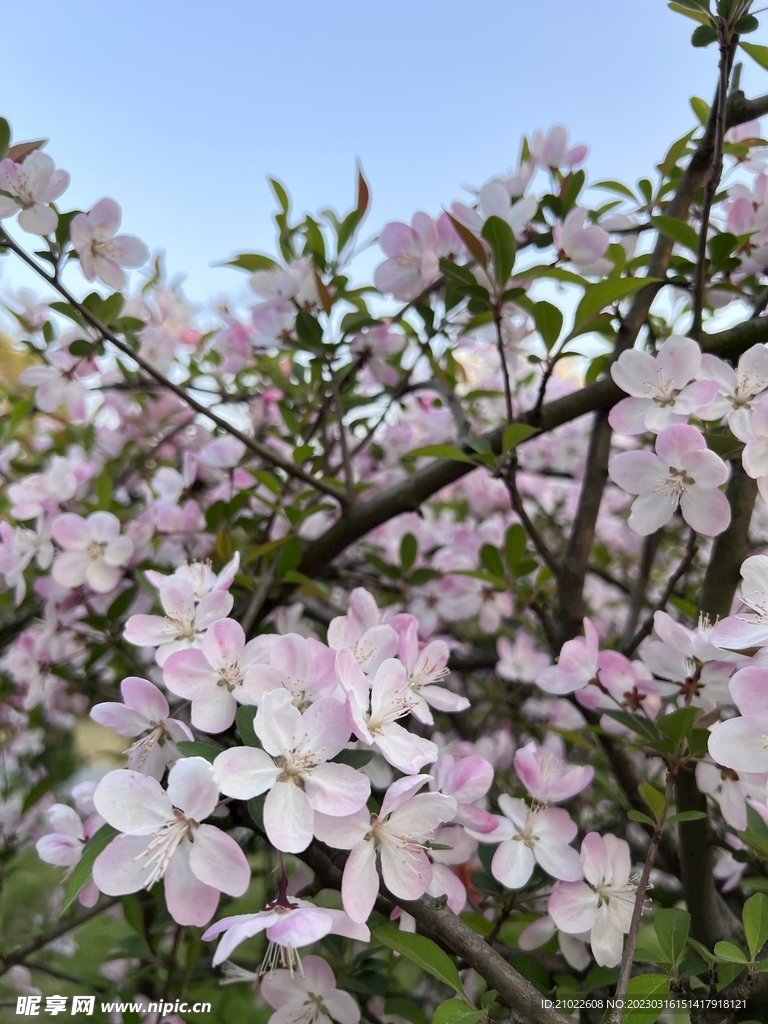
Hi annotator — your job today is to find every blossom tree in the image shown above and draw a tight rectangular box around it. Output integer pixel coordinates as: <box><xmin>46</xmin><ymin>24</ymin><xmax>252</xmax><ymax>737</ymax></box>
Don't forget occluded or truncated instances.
<box><xmin>7</xmin><ymin>4</ymin><xmax>768</xmax><ymax>1024</ymax></box>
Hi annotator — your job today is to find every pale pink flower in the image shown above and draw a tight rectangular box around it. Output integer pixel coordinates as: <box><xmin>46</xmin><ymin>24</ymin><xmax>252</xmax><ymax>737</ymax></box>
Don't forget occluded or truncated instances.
<box><xmin>163</xmin><ymin>619</ymin><xmax>271</xmax><ymax>733</ymax></box>
<box><xmin>451</xmin><ymin>182</ymin><xmax>537</xmax><ymax>243</ymax></box>
<box><xmin>261</xmin><ymin>956</ymin><xmax>360</xmax><ymax>1024</ymax></box>
<box><xmin>244</xmin><ymin>632</ymin><xmax>336</xmax><ymax>709</ymax></box>
<box><xmin>124</xmin><ymin>575</ymin><xmax>234</xmax><ymax>666</ymax></box>
<box><xmin>337</xmin><ymin>649</ymin><xmax>438</xmax><ymax>774</ymax></box>
<box><xmin>548</xmin><ymin>832</ymin><xmax>637</xmax><ymax>968</ymax></box>
<box><xmin>707</xmin><ymin>667</ymin><xmax>768</xmax><ymax>774</ymax></box>
<box><xmin>713</xmin><ymin>555</ymin><xmax>768</xmax><ymax>651</ymax></box>
<box><xmin>699</xmin><ymin>346</ymin><xmax>768</xmax><ymax>440</ymax></box>
<box><xmin>327</xmin><ymin>588</ymin><xmax>399</xmax><ymax>674</ymax></box>
<box><xmin>552</xmin><ymin>208</ymin><xmax>609</xmax><ymax>268</ymax></box>
<box><xmin>496</xmin><ymin>634</ymin><xmax>550</xmax><ymax>684</ymax></box>
<box><xmin>530</xmin><ymin>126</ymin><xmax>588</xmax><ymax>169</ymax></box>
<box><xmin>92</xmin><ymin>758</ymin><xmax>250</xmax><ymax>926</ymax></box>
<box><xmin>8</xmin><ymin>456</ymin><xmax>78</xmax><ymax>520</ymax></box>
<box><xmin>514</xmin><ymin>737</ymin><xmax>594</xmax><ymax>803</ymax></box>
<box><xmin>374</xmin><ymin>213</ymin><xmax>441</xmax><ymax>301</ymax></box>
<box><xmin>314</xmin><ymin>775</ymin><xmax>457</xmax><ymax>923</ymax></box>
<box><xmin>479</xmin><ymin>795</ymin><xmax>582</xmax><ymax>889</ymax></box>
<box><xmin>398</xmin><ymin>620</ymin><xmax>468</xmax><ymax>724</ymax></box>
<box><xmin>36</xmin><ymin>803</ymin><xmax>101</xmax><ymax>907</ymax></box>
<box><xmin>695</xmin><ymin>759</ymin><xmax>767</xmax><ymax>832</ymax></box>
<box><xmin>742</xmin><ymin>394</ymin><xmax>768</xmax><ymax>500</ymax></box>
<box><xmin>51</xmin><ymin>511</ymin><xmax>133</xmax><ymax>593</ymax></box>
<box><xmin>608</xmin><ymin>424</ymin><xmax>731</xmax><ymax>536</ymax></box>
<box><xmin>0</xmin><ymin>518</ymin><xmax>54</xmax><ymax>605</ymax></box>
<box><xmin>70</xmin><ymin>198</ymin><xmax>149</xmax><ymax>289</ymax></box>
<box><xmin>429</xmin><ymin>754</ymin><xmax>498</xmax><ymax>833</ymax></box>
<box><xmin>349</xmin><ymin>325</ymin><xmax>406</xmax><ymax>387</ymax></box>
<box><xmin>212</xmin><ymin>688</ymin><xmax>370</xmax><ymax>853</ymax></box>
<box><xmin>19</xmin><ymin>350</ymin><xmax>90</xmax><ymax>423</ymax></box>
<box><xmin>90</xmin><ymin>676</ymin><xmax>193</xmax><ymax>780</ymax></box>
<box><xmin>202</xmin><ymin>898</ymin><xmax>369</xmax><ymax>968</ymax></box>
<box><xmin>536</xmin><ymin>618</ymin><xmax>599</xmax><ymax>695</ymax></box>
<box><xmin>0</xmin><ymin>151</ymin><xmax>70</xmax><ymax>234</ymax></box>
<box><xmin>609</xmin><ymin>335</ymin><xmax>718</xmax><ymax>435</ymax></box>
<box><xmin>518</xmin><ymin>914</ymin><xmax>591</xmax><ymax>972</ymax></box>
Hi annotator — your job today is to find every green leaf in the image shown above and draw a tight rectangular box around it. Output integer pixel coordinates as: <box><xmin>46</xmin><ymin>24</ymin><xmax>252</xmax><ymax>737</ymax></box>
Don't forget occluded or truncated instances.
<box><xmin>668</xmin><ymin>1</ymin><xmax>712</xmax><ymax>24</ymax></box>
<box><xmin>666</xmin><ymin>810</ymin><xmax>708</xmax><ymax>825</ymax></box>
<box><xmin>678</xmin><ymin>956</ymin><xmax>708</xmax><ymax>977</ymax></box>
<box><xmin>592</xmin><ymin>179</ymin><xmax>637</xmax><ymax>202</ymax></box>
<box><xmin>652</xmin><ymin>215</ymin><xmax>699</xmax><ymax>252</ymax></box>
<box><xmin>736</xmin><ymin>14</ymin><xmax>759</xmax><ymax>33</ymax></box>
<box><xmin>504</xmin><ymin>524</ymin><xmax>527</xmax><ymax>571</ymax></box>
<box><xmin>639</xmin><ymin>781</ymin><xmax>667</xmax><ymax>821</ymax></box>
<box><xmin>481</xmin><ymin>215</ymin><xmax>516</xmax><ymax>285</ymax></box>
<box><xmin>655</xmin><ymin>908</ymin><xmax>690</xmax><ymax>967</ymax></box>
<box><xmin>627</xmin><ymin>810</ymin><xmax>657</xmax><ymax>827</ymax></box>
<box><xmin>501</xmin><ymin>423</ymin><xmax>537</xmax><ymax>453</ymax></box>
<box><xmin>480</xmin><ymin>543</ymin><xmax>505</xmax><ymax>578</ymax></box>
<box><xmin>107</xmin><ymin>585</ymin><xmax>138</xmax><ymax>622</ymax></box>
<box><xmin>269</xmin><ymin>177</ymin><xmax>290</xmax><ymax>213</ymax></box>
<box><xmin>432</xmin><ymin>1000</ymin><xmax>485</xmax><ymax>1024</ymax></box>
<box><xmin>624</xmin><ymin>974</ymin><xmax>670</xmax><ymax>1024</ymax></box>
<box><xmin>743</xmin><ymin>892</ymin><xmax>768</xmax><ymax>960</ymax></box>
<box><xmin>657</xmin><ymin>706</ymin><xmax>700</xmax><ymax>743</ymax></box>
<box><xmin>400</xmin><ymin>533</ymin><xmax>418</xmax><ymax>574</ymax></box>
<box><xmin>574</xmin><ymin>277</ymin><xmax>656</xmax><ymax>328</ymax></box>
<box><xmin>175</xmin><ymin>742</ymin><xmax>222</xmax><ymax>763</ymax></box>
<box><xmin>61</xmin><ymin>824</ymin><xmax>119</xmax><ymax>913</ymax></box>
<box><xmin>222</xmin><ymin>252</ymin><xmax>279</xmax><ymax>273</ymax></box>
<box><xmin>372</xmin><ymin>927</ymin><xmax>463</xmax><ymax>993</ymax></box>
<box><xmin>755</xmin><ymin>959</ymin><xmax>768</xmax><ymax>972</ymax></box>
<box><xmin>714</xmin><ymin>940</ymin><xmax>749</xmax><ymax>964</ymax></box>
<box><xmin>600</xmin><ymin>708</ymin><xmax>659</xmax><ymax>740</ymax></box>
<box><xmin>692</xmin><ymin>23</ymin><xmax>718</xmax><ymax>45</ymax></box>
<box><xmin>446</xmin><ymin>214</ymin><xmax>488</xmax><ymax>269</ymax></box>
<box><xmin>690</xmin><ymin>96</ymin><xmax>711</xmax><ymax>125</ymax></box>
<box><xmin>532</xmin><ymin>300</ymin><xmax>563</xmax><ymax>350</ymax></box>
<box><xmin>0</xmin><ymin>117</ymin><xmax>10</xmax><ymax>160</ymax></box>
<box><xmin>403</xmin><ymin>444</ymin><xmax>477</xmax><ymax>465</ymax></box>
<box><xmin>741</xmin><ymin>41</ymin><xmax>768</xmax><ymax>71</ymax></box>
<box><xmin>330</xmin><ymin>749</ymin><xmax>376</xmax><ymax>769</ymax></box>
<box><xmin>235</xmin><ymin>706</ymin><xmax>261</xmax><ymax>747</ymax></box>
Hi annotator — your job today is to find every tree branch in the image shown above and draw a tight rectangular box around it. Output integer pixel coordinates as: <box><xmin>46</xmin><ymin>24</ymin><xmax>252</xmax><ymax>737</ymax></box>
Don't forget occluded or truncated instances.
<box><xmin>0</xmin><ymin>898</ymin><xmax>120</xmax><ymax>977</ymax></box>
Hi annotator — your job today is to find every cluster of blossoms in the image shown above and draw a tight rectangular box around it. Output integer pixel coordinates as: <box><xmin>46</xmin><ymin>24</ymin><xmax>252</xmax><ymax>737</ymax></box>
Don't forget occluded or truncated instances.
<box><xmin>6</xmin><ymin>88</ymin><xmax>768</xmax><ymax>1021</ymax></box>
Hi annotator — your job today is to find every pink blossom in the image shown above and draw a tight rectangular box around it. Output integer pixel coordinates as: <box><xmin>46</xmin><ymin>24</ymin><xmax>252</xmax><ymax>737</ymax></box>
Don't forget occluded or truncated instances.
<box><xmin>514</xmin><ymin>737</ymin><xmax>594</xmax><ymax>803</ymax></box>
<box><xmin>51</xmin><ymin>511</ymin><xmax>133</xmax><ymax>593</ymax></box>
<box><xmin>548</xmin><ymin>832</ymin><xmax>637</xmax><ymax>967</ymax></box>
<box><xmin>695</xmin><ymin>759</ymin><xmax>767</xmax><ymax>832</ymax></box>
<box><xmin>19</xmin><ymin>350</ymin><xmax>90</xmax><ymax>423</ymax></box>
<box><xmin>451</xmin><ymin>182</ymin><xmax>537</xmax><ymax>244</ymax></box>
<box><xmin>0</xmin><ymin>519</ymin><xmax>53</xmax><ymax>605</ymax></box>
<box><xmin>0</xmin><ymin>151</ymin><xmax>70</xmax><ymax>235</ymax></box>
<box><xmin>244</xmin><ymin>632</ymin><xmax>336</xmax><ymax>709</ymax></box>
<box><xmin>36</xmin><ymin>803</ymin><xmax>101</xmax><ymax>907</ymax></box>
<box><xmin>609</xmin><ymin>335</ymin><xmax>718</xmax><ymax>434</ymax></box>
<box><xmin>327</xmin><ymin>588</ymin><xmax>399</xmax><ymax>674</ymax></box>
<box><xmin>519</xmin><ymin>914</ymin><xmax>591</xmax><ymax>971</ymax></box>
<box><xmin>8</xmin><ymin>456</ymin><xmax>78</xmax><ymax>520</ymax></box>
<box><xmin>430</xmin><ymin>754</ymin><xmax>498</xmax><ymax>834</ymax></box>
<box><xmin>314</xmin><ymin>776</ymin><xmax>457</xmax><ymax>923</ymax></box>
<box><xmin>90</xmin><ymin>676</ymin><xmax>193</xmax><ymax>780</ymax></box>
<box><xmin>212</xmin><ymin>688</ymin><xmax>370</xmax><ymax>853</ymax></box>
<box><xmin>707</xmin><ymin>667</ymin><xmax>768</xmax><ymax>774</ymax></box>
<box><xmin>536</xmin><ymin>619</ymin><xmax>599</xmax><ymax>695</ymax></box>
<box><xmin>530</xmin><ymin>126</ymin><xmax>588</xmax><ymax>169</ymax></box>
<box><xmin>349</xmin><ymin>325</ymin><xmax>406</xmax><ymax>387</ymax></box>
<box><xmin>479</xmin><ymin>796</ymin><xmax>582</xmax><ymax>889</ymax></box>
<box><xmin>608</xmin><ymin>424</ymin><xmax>731</xmax><ymax>536</ymax></box>
<box><xmin>202</xmin><ymin>897</ymin><xmax>369</xmax><ymax>968</ymax></box>
<box><xmin>261</xmin><ymin>956</ymin><xmax>360</xmax><ymax>1024</ymax></box>
<box><xmin>337</xmin><ymin>649</ymin><xmax>438</xmax><ymax>774</ymax></box>
<box><xmin>92</xmin><ymin>758</ymin><xmax>250</xmax><ymax>926</ymax></box>
<box><xmin>699</xmin><ymin>346</ymin><xmax>768</xmax><ymax>440</ymax></box>
<box><xmin>712</xmin><ymin>555</ymin><xmax>768</xmax><ymax>651</ymax></box>
<box><xmin>398</xmin><ymin>620</ymin><xmax>468</xmax><ymax>724</ymax></box>
<box><xmin>124</xmin><ymin>575</ymin><xmax>234</xmax><ymax>666</ymax></box>
<box><xmin>373</xmin><ymin>213</ymin><xmax>441</xmax><ymax>301</ymax></box>
<box><xmin>163</xmin><ymin>619</ymin><xmax>270</xmax><ymax>733</ymax></box>
<box><xmin>496</xmin><ymin>634</ymin><xmax>550</xmax><ymax>684</ymax></box>
<box><xmin>552</xmin><ymin>208</ymin><xmax>609</xmax><ymax>269</ymax></box>
<box><xmin>742</xmin><ymin>394</ymin><xmax>768</xmax><ymax>500</ymax></box>
<box><xmin>70</xmin><ymin>199</ymin><xmax>149</xmax><ymax>289</ymax></box>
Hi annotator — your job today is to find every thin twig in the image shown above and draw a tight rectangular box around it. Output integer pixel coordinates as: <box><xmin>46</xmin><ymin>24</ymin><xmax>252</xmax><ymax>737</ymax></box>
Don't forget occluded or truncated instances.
<box><xmin>622</xmin><ymin>530</ymin><xmax>698</xmax><ymax>657</ymax></box>
<box><xmin>494</xmin><ymin>310</ymin><xmax>513</xmax><ymax>423</ymax></box>
<box><xmin>0</xmin><ymin>898</ymin><xmax>120</xmax><ymax>977</ymax></box>
<box><xmin>502</xmin><ymin>459</ymin><xmax>561</xmax><ymax>579</ymax></box>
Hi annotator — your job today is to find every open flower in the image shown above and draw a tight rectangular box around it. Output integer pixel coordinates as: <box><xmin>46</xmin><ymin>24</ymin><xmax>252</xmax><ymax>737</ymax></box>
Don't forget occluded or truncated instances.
<box><xmin>610</xmin><ymin>335</ymin><xmax>718</xmax><ymax>435</ymax></box>
<box><xmin>90</xmin><ymin>676</ymin><xmax>193</xmax><ymax>779</ymax></box>
<box><xmin>51</xmin><ymin>511</ymin><xmax>133</xmax><ymax>593</ymax></box>
<box><xmin>244</xmin><ymin>631</ymin><xmax>336</xmax><ymax>709</ymax></box>
<box><xmin>36</xmin><ymin>803</ymin><xmax>102</xmax><ymax>907</ymax></box>
<box><xmin>548</xmin><ymin>832</ymin><xmax>637</xmax><ymax>968</ymax></box>
<box><xmin>699</xmin><ymin>345</ymin><xmax>768</xmax><ymax>440</ymax></box>
<box><xmin>514</xmin><ymin>737</ymin><xmax>594</xmax><ymax>803</ymax></box>
<box><xmin>530</xmin><ymin>126</ymin><xmax>588</xmax><ymax>169</ymax></box>
<box><xmin>203</xmin><ymin>898</ymin><xmax>369</xmax><ymax>968</ymax></box>
<box><xmin>536</xmin><ymin>618</ymin><xmax>599</xmax><ymax>695</ymax></box>
<box><xmin>92</xmin><ymin>758</ymin><xmax>250</xmax><ymax>926</ymax></box>
<box><xmin>0</xmin><ymin>151</ymin><xmax>70</xmax><ymax>234</ymax></box>
<box><xmin>608</xmin><ymin>424</ymin><xmax>730</xmax><ymax>536</ymax></box>
<box><xmin>712</xmin><ymin>555</ymin><xmax>768</xmax><ymax>651</ymax></box>
<box><xmin>707</xmin><ymin>667</ymin><xmax>768</xmax><ymax>774</ymax></box>
<box><xmin>71</xmin><ymin>198</ymin><xmax>149</xmax><ymax>289</ymax></box>
<box><xmin>398</xmin><ymin>620</ymin><xmax>468</xmax><ymax>724</ymax></box>
<box><xmin>552</xmin><ymin>208</ymin><xmax>609</xmax><ymax>270</ymax></box>
<box><xmin>327</xmin><ymin>588</ymin><xmax>399</xmax><ymax>675</ymax></box>
<box><xmin>479</xmin><ymin>796</ymin><xmax>582</xmax><ymax>890</ymax></box>
<box><xmin>373</xmin><ymin>213</ymin><xmax>441</xmax><ymax>301</ymax></box>
<box><xmin>261</xmin><ymin>956</ymin><xmax>360</xmax><ymax>1024</ymax></box>
<box><xmin>313</xmin><ymin>776</ymin><xmax>457</xmax><ymax>923</ymax></box>
<box><xmin>212</xmin><ymin>688</ymin><xmax>371</xmax><ymax>853</ymax></box>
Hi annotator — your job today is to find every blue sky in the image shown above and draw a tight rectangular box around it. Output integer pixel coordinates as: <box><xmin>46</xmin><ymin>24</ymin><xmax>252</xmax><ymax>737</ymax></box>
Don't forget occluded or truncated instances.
<box><xmin>3</xmin><ymin>1</ymin><xmax>768</xmax><ymax>301</ymax></box>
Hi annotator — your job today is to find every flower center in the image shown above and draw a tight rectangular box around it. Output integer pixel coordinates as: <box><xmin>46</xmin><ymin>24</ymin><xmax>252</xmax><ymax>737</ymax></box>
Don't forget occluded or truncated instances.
<box><xmin>140</xmin><ymin>810</ymin><xmax>197</xmax><ymax>888</ymax></box>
